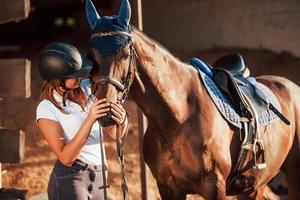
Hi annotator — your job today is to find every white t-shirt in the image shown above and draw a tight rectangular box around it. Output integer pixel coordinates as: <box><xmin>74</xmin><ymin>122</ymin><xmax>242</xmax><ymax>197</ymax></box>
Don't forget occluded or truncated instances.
<box><xmin>36</xmin><ymin>79</ymin><xmax>106</xmax><ymax>166</ymax></box>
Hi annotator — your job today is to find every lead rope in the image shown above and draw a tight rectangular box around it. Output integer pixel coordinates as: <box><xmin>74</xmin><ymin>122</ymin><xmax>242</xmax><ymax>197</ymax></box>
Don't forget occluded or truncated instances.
<box><xmin>97</xmin><ymin>113</ymin><xmax>131</xmax><ymax>200</ymax></box>
<box><xmin>98</xmin><ymin>122</ymin><xmax>110</xmax><ymax>200</ymax></box>
<box><xmin>116</xmin><ymin>112</ymin><xmax>131</xmax><ymax>200</ymax></box>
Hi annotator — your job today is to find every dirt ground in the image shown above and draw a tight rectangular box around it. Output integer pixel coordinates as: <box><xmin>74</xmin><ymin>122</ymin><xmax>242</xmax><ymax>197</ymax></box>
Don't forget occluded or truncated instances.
<box><xmin>2</xmin><ymin>49</ymin><xmax>299</xmax><ymax>199</ymax></box>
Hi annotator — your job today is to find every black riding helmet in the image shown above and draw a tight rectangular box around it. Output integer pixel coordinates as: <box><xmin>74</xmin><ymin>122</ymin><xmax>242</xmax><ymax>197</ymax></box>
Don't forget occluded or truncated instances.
<box><xmin>38</xmin><ymin>42</ymin><xmax>93</xmax><ymax>80</ymax></box>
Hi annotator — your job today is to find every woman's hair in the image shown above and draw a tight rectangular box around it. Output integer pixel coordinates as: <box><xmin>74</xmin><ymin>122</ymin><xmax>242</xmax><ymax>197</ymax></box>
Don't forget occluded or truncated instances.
<box><xmin>40</xmin><ymin>79</ymin><xmax>87</xmax><ymax>113</ymax></box>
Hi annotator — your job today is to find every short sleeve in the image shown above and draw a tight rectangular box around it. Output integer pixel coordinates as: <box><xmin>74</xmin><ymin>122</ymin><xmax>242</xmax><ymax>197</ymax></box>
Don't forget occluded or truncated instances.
<box><xmin>36</xmin><ymin>100</ymin><xmax>59</xmax><ymax>126</ymax></box>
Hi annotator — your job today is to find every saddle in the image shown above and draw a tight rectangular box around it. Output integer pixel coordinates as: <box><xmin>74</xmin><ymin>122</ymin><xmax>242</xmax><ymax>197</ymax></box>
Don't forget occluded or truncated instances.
<box><xmin>190</xmin><ymin>54</ymin><xmax>290</xmax><ymax>189</ymax></box>
<box><xmin>211</xmin><ymin>54</ymin><xmax>289</xmax><ymax>125</ymax></box>
<box><xmin>213</xmin><ymin>54</ymin><xmax>249</xmax><ymax>78</ymax></box>
<box><xmin>213</xmin><ymin>54</ymin><xmax>262</xmax><ymax>118</ymax></box>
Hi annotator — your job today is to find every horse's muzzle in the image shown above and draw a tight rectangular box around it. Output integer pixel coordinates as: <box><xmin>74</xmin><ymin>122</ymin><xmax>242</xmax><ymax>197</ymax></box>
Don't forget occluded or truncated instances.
<box><xmin>98</xmin><ymin>111</ymin><xmax>116</xmax><ymax>127</ymax></box>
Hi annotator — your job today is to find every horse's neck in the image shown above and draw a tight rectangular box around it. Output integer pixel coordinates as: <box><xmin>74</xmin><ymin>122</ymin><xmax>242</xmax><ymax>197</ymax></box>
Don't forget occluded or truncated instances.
<box><xmin>130</xmin><ymin>30</ymin><xmax>196</xmax><ymax>132</ymax></box>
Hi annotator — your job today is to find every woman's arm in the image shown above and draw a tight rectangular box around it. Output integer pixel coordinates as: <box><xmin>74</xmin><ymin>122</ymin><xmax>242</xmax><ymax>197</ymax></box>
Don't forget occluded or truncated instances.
<box><xmin>37</xmin><ymin>99</ymin><xmax>110</xmax><ymax>167</ymax></box>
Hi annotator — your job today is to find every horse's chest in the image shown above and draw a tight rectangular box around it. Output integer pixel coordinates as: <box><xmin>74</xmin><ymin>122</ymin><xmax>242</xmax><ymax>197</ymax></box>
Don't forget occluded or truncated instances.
<box><xmin>143</xmin><ymin>128</ymin><xmax>207</xmax><ymax>190</ymax></box>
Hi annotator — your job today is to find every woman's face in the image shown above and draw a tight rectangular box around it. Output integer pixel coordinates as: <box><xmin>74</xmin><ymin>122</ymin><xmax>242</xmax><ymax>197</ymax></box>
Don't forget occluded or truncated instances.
<box><xmin>64</xmin><ymin>78</ymin><xmax>82</xmax><ymax>89</ymax></box>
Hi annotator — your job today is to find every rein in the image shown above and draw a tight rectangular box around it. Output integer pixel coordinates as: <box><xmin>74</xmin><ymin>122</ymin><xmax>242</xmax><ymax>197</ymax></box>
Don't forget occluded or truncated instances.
<box><xmin>91</xmin><ymin>30</ymin><xmax>136</xmax><ymax>200</ymax></box>
<box><xmin>116</xmin><ymin>116</ymin><xmax>131</xmax><ymax>200</ymax></box>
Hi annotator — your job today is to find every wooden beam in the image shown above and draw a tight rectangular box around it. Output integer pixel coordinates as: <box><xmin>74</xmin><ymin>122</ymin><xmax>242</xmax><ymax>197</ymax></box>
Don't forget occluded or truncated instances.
<box><xmin>0</xmin><ymin>0</ymin><xmax>30</xmax><ymax>24</ymax></box>
<box><xmin>0</xmin><ymin>59</ymin><xmax>31</xmax><ymax>99</ymax></box>
<box><xmin>0</xmin><ymin>129</ymin><xmax>25</xmax><ymax>163</ymax></box>
<box><xmin>131</xmin><ymin>0</ymin><xmax>143</xmax><ymax>30</ymax></box>
<box><xmin>131</xmin><ymin>0</ymin><xmax>151</xmax><ymax>199</ymax></box>
<box><xmin>137</xmin><ymin>109</ymin><xmax>149</xmax><ymax>200</ymax></box>
<box><xmin>0</xmin><ymin>163</ymin><xmax>1</xmax><ymax>188</ymax></box>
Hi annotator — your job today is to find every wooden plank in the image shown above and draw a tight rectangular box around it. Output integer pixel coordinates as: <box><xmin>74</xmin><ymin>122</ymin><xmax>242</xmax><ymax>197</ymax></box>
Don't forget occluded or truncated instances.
<box><xmin>0</xmin><ymin>129</ymin><xmax>25</xmax><ymax>163</ymax></box>
<box><xmin>0</xmin><ymin>59</ymin><xmax>31</xmax><ymax>99</ymax></box>
<box><xmin>0</xmin><ymin>0</ymin><xmax>30</xmax><ymax>24</ymax></box>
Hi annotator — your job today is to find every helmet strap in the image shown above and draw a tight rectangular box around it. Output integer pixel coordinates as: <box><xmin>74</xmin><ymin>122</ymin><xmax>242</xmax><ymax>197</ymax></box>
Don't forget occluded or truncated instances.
<box><xmin>60</xmin><ymin>80</ymin><xmax>72</xmax><ymax>107</ymax></box>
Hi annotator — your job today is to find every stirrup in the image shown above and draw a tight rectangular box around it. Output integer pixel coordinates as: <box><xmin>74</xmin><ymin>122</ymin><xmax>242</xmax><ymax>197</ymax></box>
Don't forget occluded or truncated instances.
<box><xmin>252</xmin><ymin>139</ymin><xmax>267</xmax><ymax>169</ymax></box>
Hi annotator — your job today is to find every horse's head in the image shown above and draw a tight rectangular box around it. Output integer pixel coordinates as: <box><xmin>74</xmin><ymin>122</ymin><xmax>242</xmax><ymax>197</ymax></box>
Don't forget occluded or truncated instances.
<box><xmin>86</xmin><ymin>0</ymin><xmax>136</xmax><ymax>127</ymax></box>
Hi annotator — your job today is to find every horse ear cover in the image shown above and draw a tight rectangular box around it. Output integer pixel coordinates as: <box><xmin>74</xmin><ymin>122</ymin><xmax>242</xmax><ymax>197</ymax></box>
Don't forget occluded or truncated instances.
<box><xmin>118</xmin><ymin>0</ymin><xmax>131</xmax><ymax>27</ymax></box>
<box><xmin>85</xmin><ymin>0</ymin><xmax>131</xmax><ymax>30</ymax></box>
<box><xmin>85</xmin><ymin>0</ymin><xmax>102</xmax><ymax>30</ymax></box>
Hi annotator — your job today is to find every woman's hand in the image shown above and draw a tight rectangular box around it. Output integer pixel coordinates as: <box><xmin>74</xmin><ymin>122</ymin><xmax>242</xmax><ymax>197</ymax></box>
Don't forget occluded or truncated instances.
<box><xmin>103</xmin><ymin>102</ymin><xmax>128</xmax><ymax>140</ymax></box>
<box><xmin>87</xmin><ymin>98</ymin><xmax>110</xmax><ymax>123</ymax></box>
<box><xmin>110</xmin><ymin>102</ymin><xmax>127</xmax><ymax>125</ymax></box>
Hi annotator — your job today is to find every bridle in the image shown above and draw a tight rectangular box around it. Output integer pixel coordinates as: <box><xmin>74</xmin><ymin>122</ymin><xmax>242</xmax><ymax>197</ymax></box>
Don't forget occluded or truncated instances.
<box><xmin>90</xmin><ymin>31</ymin><xmax>137</xmax><ymax>105</ymax></box>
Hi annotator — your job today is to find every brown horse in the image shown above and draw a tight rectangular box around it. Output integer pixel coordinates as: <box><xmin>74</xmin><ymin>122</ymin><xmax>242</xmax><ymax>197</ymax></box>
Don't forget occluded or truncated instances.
<box><xmin>85</xmin><ymin>0</ymin><xmax>300</xmax><ymax>199</ymax></box>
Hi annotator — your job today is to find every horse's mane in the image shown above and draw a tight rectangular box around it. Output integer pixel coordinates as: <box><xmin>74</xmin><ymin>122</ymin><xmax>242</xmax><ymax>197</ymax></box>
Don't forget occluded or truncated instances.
<box><xmin>132</xmin><ymin>27</ymin><xmax>183</xmax><ymax>67</ymax></box>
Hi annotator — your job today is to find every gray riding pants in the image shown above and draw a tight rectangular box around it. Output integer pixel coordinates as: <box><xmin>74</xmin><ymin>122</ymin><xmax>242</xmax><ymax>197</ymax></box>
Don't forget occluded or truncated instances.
<box><xmin>47</xmin><ymin>160</ymin><xmax>107</xmax><ymax>200</ymax></box>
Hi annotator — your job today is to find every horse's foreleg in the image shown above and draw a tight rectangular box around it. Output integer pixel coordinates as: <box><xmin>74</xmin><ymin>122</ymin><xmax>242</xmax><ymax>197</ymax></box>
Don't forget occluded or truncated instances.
<box><xmin>263</xmin><ymin>185</ymin><xmax>280</xmax><ymax>200</ymax></box>
<box><xmin>234</xmin><ymin>186</ymin><xmax>268</xmax><ymax>200</ymax></box>
<box><xmin>215</xmin><ymin>168</ymin><xmax>227</xmax><ymax>200</ymax></box>
<box><xmin>199</xmin><ymin>169</ymin><xmax>227</xmax><ymax>200</ymax></box>
<box><xmin>157</xmin><ymin>182</ymin><xmax>186</xmax><ymax>200</ymax></box>
<box><xmin>254</xmin><ymin>185</ymin><xmax>266</xmax><ymax>200</ymax></box>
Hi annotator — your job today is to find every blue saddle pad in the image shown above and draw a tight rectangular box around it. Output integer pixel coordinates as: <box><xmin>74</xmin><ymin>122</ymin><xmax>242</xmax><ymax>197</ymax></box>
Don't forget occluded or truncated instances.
<box><xmin>190</xmin><ymin>58</ymin><xmax>280</xmax><ymax>128</ymax></box>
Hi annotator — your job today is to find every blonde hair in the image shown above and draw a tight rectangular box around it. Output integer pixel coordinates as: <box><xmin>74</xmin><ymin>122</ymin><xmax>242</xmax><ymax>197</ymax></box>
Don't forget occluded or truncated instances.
<box><xmin>40</xmin><ymin>79</ymin><xmax>87</xmax><ymax>113</ymax></box>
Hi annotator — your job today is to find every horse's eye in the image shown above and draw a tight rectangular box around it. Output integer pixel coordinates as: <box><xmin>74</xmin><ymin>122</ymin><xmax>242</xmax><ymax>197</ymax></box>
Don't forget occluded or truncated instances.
<box><xmin>121</xmin><ymin>77</ymin><xmax>126</xmax><ymax>83</ymax></box>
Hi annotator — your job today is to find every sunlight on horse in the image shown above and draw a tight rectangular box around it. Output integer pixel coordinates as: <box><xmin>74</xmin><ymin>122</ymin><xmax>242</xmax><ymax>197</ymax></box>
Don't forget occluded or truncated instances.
<box><xmin>85</xmin><ymin>0</ymin><xmax>300</xmax><ymax>199</ymax></box>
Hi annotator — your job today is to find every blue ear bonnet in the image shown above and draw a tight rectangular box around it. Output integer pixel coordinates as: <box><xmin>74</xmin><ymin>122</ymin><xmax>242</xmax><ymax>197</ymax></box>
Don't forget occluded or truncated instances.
<box><xmin>86</xmin><ymin>0</ymin><xmax>132</xmax><ymax>57</ymax></box>
<box><xmin>89</xmin><ymin>17</ymin><xmax>132</xmax><ymax>57</ymax></box>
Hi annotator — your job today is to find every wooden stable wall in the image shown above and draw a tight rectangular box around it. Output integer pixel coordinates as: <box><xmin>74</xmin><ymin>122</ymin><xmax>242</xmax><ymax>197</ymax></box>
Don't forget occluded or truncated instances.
<box><xmin>0</xmin><ymin>58</ymin><xmax>30</xmax><ymax>188</ymax></box>
<box><xmin>0</xmin><ymin>0</ymin><xmax>30</xmax><ymax>24</ymax></box>
<box><xmin>142</xmin><ymin>0</ymin><xmax>300</xmax><ymax>57</ymax></box>
<box><xmin>0</xmin><ymin>59</ymin><xmax>31</xmax><ymax>99</ymax></box>
<box><xmin>0</xmin><ymin>129</ymin><xmax>25</xmax><ymax>163</ymax></box>
<box><xmin>0</xmin><ymin>0</ymin><xmax>31</xmax><ymax>191</ymax></box>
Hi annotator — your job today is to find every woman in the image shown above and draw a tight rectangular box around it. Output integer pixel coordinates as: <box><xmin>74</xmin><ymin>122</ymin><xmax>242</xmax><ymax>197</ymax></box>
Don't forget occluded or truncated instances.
<box><xmin>36</xmin><ymin>42</ymin><xmax>128</xmax><ymax>200</ymax></box>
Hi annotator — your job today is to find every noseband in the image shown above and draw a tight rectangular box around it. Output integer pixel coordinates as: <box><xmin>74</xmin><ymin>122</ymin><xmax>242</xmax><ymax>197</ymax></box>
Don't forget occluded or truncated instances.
<box><xmin>90</xmin><ymin>31</ymin><xmax>137</xmax><ymax>104</ymax></box>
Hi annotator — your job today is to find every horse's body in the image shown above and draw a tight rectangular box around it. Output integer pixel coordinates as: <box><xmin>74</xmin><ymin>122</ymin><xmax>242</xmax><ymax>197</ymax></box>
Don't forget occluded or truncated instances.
<box><xmin>85</xmin><ymin>0</ymin><xmax>300</xmax><ymax>199</ymax></box>
<box><xmin>129</xmin><ymin>30</ymin><xmax>300</xmax><ymax>199</ymax></box>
